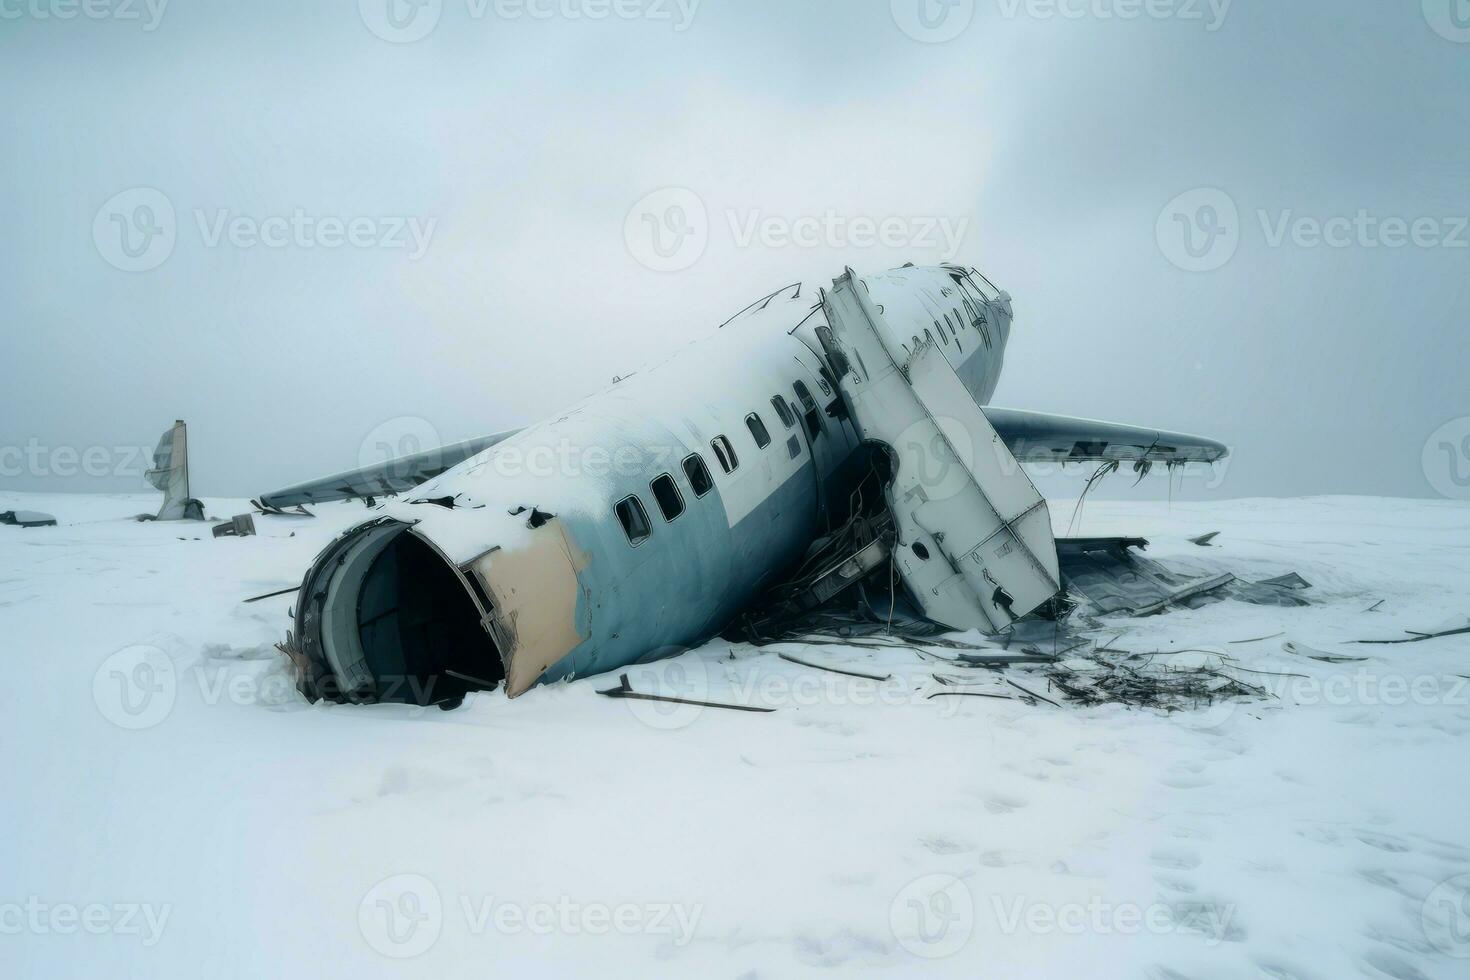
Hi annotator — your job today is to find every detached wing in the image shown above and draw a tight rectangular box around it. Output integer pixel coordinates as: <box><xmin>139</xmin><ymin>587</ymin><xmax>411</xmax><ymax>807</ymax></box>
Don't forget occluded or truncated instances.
<box><xmin>257</xmin><ymin>429</ymin><xmax>520</xmax><ymax>509</ymax></box>
<box><xmin>983</xmin><ymin>408</ymin><xmax>1227</xmax><ymax>465</ymax></box>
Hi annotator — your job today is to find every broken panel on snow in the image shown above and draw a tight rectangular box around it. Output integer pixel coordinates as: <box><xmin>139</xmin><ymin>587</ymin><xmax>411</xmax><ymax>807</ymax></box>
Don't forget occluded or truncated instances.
<box><xmin>1057</xmin><ymin>537</ymin><xmax>1311</xmax><ymax>617</ymax></box>
<box><xmin>817</xmin><ymin>269</ymin><xmax>1061</xmax><ymax>633</ymax></box>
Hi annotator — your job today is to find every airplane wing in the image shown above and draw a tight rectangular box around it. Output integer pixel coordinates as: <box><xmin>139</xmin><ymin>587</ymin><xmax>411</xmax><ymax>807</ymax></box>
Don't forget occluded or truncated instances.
<box><xmin>256</xmin><ymin>429</ymin><xmax>521</xmax><ymax>509</ymax></box>
<box><xmin>982</xmin><ymin>408</ymin><xmax>1228</xmax><ymax>464</ymax></box>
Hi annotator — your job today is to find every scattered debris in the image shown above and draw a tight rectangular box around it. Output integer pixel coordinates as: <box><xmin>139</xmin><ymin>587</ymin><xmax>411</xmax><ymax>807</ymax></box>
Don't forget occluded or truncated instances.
<box><xmin>212</xmin><ymin>514</ymin><xmax>257</xmax><ymax>539</ymax></box>
<box><xmin>1365</xmin><ymin>599</ymin><xmax>1385</xmax><ymax>613</ymax></box>
<box><xmin>927</xmin><ymin>691</ymin><xmax>1014</xmax><ymax>702</ymax></box>
<box><xmin>1230</xmin><ymin>631</ymin><xmax>1286</xmax><ymax>644</ymax></box>
<box><xmin>1283</xmin><ymin>641</ymin><xmax>1367</xmax><ymax>664</ymax></box>
<box><xmin>251</xmin><ymin>499</ymin><xmax>314</xmax><ymax>518</ymax></box>
<box><xmin>1259</xmin><ymin>572</ymin><xmax>1312</xmax><ymax>591</ymax></box>
<box><xmin>1057</xmin><ymin>537</ymin><xmax>1310</xmax><ymax>617</ymax></box>
<box><xmin>1042</xmin><ymin>648</ymin><xmax>1272</xmax><ymax>712</ymax></box>
<box><xmin>1132</xmin><ymin>572</ymin><xmax>1237</xmax><ymax>617</ymax></box>
<box><xmin>1006</xmin><ymin>678</ymin><xmax>1062</xmax><ymax>707</ymax></box>
<box><xmin>0</xmin><ymin>510</ymin><xmax>57</xmax><ymax>528</ymax></box>
<box><xmin>595</xmin><ymin>673</ymin><xmax>774</xmax><ymax>713</ymax></box>
<box><xmin>1351</xmin><ymin>623</ymin><xmax>1470</xmax><ymax>645</ymax></box>
<box><xmin>242</xmin><ymin>585</ymin><xmax>299</xmax><ymax>605</ymax></box>
<box><xmin>777</xmin><ymin>652</ymin><xmax>891</xmax><ymax>682</ymax></box>
<box><xmin>1189</xmin><ymin>531</ymin><xmax>1221</xmax><ymax>547</ymax></box>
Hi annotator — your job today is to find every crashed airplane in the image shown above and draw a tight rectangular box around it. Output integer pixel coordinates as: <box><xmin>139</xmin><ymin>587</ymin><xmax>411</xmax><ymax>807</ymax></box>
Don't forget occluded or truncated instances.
<box><xmin>261</xmin><ymin>265</ymin><xmax>1226</xmax><ymax>709</ymax></box>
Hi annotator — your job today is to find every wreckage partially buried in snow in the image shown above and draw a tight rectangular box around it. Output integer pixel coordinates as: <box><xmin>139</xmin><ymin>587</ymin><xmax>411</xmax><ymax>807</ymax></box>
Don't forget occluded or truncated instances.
<box><xmin>263</xmin><ymin>264</ymin><xmax>1230</xmax><ymax>708</ymax></box>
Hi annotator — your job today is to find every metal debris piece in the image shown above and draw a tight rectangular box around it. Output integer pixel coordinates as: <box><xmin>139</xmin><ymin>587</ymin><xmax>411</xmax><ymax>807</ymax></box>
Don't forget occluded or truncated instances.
<box><xmin>1259</xmin><ymin>572</ymin><xmax>1312</xmax><ymax>590</ymax></box>
<box><xmin>1189</xmin><ymin>531</ymin><xmax>1221</xmax><ymax>547</ymax></box>
<box><xmin>1057</xmin><ymin>537</ymin><xmax>1310</xmax><ymax>616</ymax></box>
<box><xmin>243</xmin><ymin>585</ymin><xmax>299</xmax><ymax>604</ymax></box>
<box><xmin>1132</xmin><ymin>572</ymin><xmax>1237</xmax><ymax>617</ymax></box>
<box><xmin>0</xmin><ymin>510</ymin><xmax>57</xmax><ymax>528</ymax></box>
<box><xmin>1283</xmin><ymin>641</ymin><xmax>1367</xmax><ymax>664</ymax></box>
<box><xmin>927</xmin><ymin>691</ymin><xmax>1014</xmax><ymax>701</ymax></box>
<box><xmin>212</xmin><ymin>514</ymin><xmax>257</xmax><ymax>539</ymax></box>
<box><xmin>1005</xmin><ymin>679</ymin><xmax>1062</xmax><ymax>707</ymax></box>
<box><xmin>777</xmin><ymin>652</ymin><xmax>891</xmax><ymax>681</ymax></box>
<box><xmin>1351</xmin><ymin>624</ymin><xmax>1470</xmax><ymax>645</ymax></box>
<box><xmin>595</xmin><ymin>673</ymin><xmax>775</xmax><ymax>713</ymax></box>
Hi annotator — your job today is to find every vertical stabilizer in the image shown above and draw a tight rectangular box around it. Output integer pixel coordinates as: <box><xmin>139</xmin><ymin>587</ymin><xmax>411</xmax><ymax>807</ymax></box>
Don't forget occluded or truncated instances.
<box><xmin>146</xmin><ymin>420</ymin><xmax>204</xmax><ymax>521</ymax></box>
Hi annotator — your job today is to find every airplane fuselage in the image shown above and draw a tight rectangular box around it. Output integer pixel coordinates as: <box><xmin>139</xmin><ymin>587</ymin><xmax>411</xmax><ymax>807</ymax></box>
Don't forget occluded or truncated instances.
<box><xmin>288</xmin><ymin>266</ymin><xmax>1016</xmax><ymax>705</ymax></box>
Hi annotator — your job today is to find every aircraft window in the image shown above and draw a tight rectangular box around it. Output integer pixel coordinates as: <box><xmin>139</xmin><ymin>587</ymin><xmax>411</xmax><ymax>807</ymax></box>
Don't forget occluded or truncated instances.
<box><xmin>935</xmin><ymin>320</ymin><xmax>949</xmax><ymax>345</ymax></box>
<box><xmin>787</xmin><ymin>435</ymin><xmax>801</xmax><ymax>459</ymax></box>
<box><xmin>924</xmin><ymin>328</ymin><xmax>935</xmax><ymax>346</ymax></box>
<box><xmin>682</xmin><ymin>453</ymin><xmax>714</xmax><ymax>498</ymax></box>
<box><xmin>793</xmin><ymin>381</ymin><xmax>824</xmax><ymax>439</ymax></box>
<box><xmin>650</xmin><ymin>474</ymin><xmax>685</xmax><ymax>522</ymax></box>
<box><xmin>746</xmin><ymin>413</ymin><xmax>772</xmax><ymax>450</ymax></box>
<box><xmin>771</xmin><ymin>396</ymin><xmax>795</xmax><ymax>429</ymax></box>
<box><xmin>711</xmin><ymin>435</ymin><xmax>739</xmax><ymax>474</ymax></box>
<box><xmin>615</xmin><ymin>495</ymin><xmax>652</xmax><ymax>547</ymax></box>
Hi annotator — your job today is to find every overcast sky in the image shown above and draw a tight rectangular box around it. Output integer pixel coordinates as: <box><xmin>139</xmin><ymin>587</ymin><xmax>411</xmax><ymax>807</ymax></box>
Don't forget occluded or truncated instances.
<box><xmin>2</xmin><ymin>0</ymin><xmax>1467</xmax><ymax>503</ymax></box>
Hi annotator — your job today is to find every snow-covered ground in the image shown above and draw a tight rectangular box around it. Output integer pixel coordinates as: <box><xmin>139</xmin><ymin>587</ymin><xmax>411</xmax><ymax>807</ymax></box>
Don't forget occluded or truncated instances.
<box><xmin>3</xmin><ymin>491</ymin><xmax>1468</xmax><ymax>979</ymax></box>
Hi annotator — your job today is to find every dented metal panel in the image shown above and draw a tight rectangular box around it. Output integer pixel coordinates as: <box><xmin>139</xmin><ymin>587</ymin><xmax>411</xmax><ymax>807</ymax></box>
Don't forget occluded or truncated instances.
<box><xmin>820</xmin><ymin>269</ymin><xmax>1061</xmax><ymax>633</ymax></box>
<box><xmin>467</xmin><ymin>520</ymin><xmax>591</xmax><ymax>698</ymax></box>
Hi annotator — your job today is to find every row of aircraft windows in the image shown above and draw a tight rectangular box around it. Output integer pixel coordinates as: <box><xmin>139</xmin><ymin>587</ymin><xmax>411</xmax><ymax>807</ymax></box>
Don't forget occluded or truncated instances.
<box><xmin>614</xmin><ymin>381</ymin><xmax>816</xmax><ymax>546</ymax></box>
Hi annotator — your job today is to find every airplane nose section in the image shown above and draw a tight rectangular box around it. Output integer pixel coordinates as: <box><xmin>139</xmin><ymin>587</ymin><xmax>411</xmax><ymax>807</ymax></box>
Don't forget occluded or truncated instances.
<box><xmin>286</xmin><ymin>517</ymin><xmax>505</xmax><ymax>707</ymax></box>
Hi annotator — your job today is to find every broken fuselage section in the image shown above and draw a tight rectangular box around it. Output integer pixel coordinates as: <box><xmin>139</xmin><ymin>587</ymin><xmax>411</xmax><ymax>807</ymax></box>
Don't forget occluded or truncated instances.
<box><xmin>281</xmin><ymin>264</ymin><xmax>1227</xmax><ymax>708</ymax></box>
